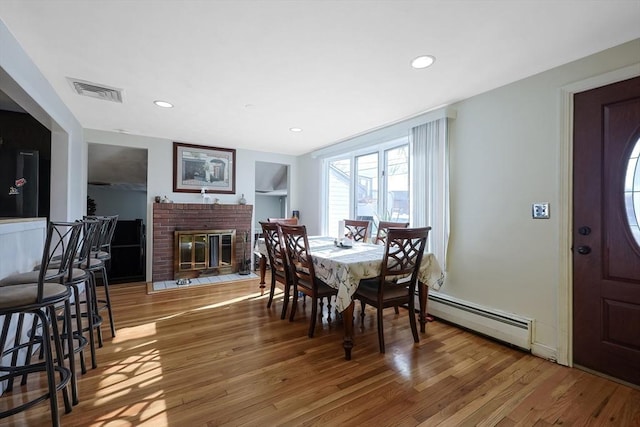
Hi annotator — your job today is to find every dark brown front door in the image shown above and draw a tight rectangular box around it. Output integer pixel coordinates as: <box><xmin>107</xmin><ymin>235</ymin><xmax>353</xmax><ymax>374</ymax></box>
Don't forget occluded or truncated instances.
<box><xmin>573</xmin><ymin>76</ymin><xmax>640</xmax><ymax>386</ymax></box>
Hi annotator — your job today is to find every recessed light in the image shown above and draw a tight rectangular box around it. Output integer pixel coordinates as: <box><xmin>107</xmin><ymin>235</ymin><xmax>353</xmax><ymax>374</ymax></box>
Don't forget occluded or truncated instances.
<box><xmin>411</xmin><ymin>55</ymin><xmax>435</xmax><ymax>69</ymax></box>
<box><xmin>289</xmin><ymin>127</ymin><xmax>303</xmax><ymax>132</ymax></box>
<box><xmin>154</xmin><ymin>100</ymin><xmax>173</xmax><ymax>108</ymax></box>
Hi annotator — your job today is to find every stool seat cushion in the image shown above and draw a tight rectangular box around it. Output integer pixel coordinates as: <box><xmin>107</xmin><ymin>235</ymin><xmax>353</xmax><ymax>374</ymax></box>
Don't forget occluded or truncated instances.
<box><xmin>90</xmin><ymin>250</ymin><xmax>110</xmax><ymax>259</ymax></box>
<box><xmin>0</xmin><ymin>268</ymin><xmax>87</xmax><ymax>286</ymax></box>
<box><xmin>0</xmin><ymin>283</ymin><xmax>69</xmax><ymax>309</ymax></box>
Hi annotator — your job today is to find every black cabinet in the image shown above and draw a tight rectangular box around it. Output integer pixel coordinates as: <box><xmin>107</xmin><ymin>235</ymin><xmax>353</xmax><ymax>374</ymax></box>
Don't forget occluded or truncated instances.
<box><xmin>110</xmin><ymin>219</ymin><xmax>145</xmax><ymax>283</ymax></box>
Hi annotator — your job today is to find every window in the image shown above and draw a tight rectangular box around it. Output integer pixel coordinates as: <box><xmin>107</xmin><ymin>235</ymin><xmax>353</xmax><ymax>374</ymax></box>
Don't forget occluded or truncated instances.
<box><xmin>319</xmin><ymin>113</ymin><xmax>450</xmax><ymax>267</ymax></box>
<box><xmin>324</xmin><ymin>137</ymin><xmax>409</xmax><ymax>237</ymax></box>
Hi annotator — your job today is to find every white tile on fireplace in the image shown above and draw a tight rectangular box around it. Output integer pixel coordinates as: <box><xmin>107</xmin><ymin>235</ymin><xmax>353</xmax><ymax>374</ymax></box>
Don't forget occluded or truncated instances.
<box><xmin>149</xmin><ymin>272</ymin><xmax>258</xmax><ymax>293</ymax></box>
<box><xmin>165</xmin><ymin>281</ymin><xmax>179</xmax><ymax>289</ymax></box>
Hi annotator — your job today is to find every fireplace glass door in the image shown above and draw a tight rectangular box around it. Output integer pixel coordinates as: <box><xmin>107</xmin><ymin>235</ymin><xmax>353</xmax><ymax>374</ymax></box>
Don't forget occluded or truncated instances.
<box><xmin>175</xmin><ymin>229</ymin><xmax>235</xmax><ymax>278</ymax></box>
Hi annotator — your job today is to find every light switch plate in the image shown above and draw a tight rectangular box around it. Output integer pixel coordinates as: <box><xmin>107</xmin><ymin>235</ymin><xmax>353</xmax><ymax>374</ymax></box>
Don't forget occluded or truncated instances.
<box><xmin>532</xmin><ymin>202</ymin><xmax>550</xmax><ymax>219</ymax></box>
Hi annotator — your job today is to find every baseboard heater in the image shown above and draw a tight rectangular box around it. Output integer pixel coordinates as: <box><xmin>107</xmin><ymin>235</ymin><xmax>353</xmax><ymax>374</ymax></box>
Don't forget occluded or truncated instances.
<box><xmin>424</xmin><ymin>292</ymin><xmax>533</xmax><ymax>351</ymax></box>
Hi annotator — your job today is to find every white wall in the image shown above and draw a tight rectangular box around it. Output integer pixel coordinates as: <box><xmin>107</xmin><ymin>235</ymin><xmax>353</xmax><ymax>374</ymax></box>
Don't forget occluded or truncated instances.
<box><xmin>254</xmin><ymin>194</ymin><xmax>286</xmax><ymax>228</ymax></box>
<box><xmin>0</xmin><ymin>19</ymin><xmax>84</xmax><ymax>222</ymax></box>
<box><xmin>83</xmin><ymin>129</ymin><xmax>298</xmax><ymax>280</ymax></box>
<box><xmin>297</xmin><ymin>39</ymin><xmax>640</xmax><ymax>361</ymax></box>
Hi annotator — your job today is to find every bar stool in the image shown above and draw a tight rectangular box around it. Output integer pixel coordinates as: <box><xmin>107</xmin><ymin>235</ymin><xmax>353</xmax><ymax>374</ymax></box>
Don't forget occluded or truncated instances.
<box><xmin>0</xmin><ymin>221</ymin><xmax>82</xmax><ymax>426</ymax></box>
<box><xmin>84</xmin><ymin>215</ymin><xmax>117</xmax><ymax>340</ymax></box>
<box><xmin>7</xmin><ymin>219</ymin><xmax>104</xmax><ymax>374</ymax></box>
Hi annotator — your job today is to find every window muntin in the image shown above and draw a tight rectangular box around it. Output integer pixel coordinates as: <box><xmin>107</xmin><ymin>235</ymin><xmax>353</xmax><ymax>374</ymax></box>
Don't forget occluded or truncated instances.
<box><xmin>624</xmin><ymin>137</ymin><xmax>640</xmax><ymax>246</ymax></box>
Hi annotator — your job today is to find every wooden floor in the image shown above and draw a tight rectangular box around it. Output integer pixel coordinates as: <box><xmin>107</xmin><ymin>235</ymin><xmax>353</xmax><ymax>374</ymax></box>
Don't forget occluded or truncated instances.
<box><xmin>2</xmin><ymin>278</ymin><xmax>639</xmax><ymax>426</ymax></box>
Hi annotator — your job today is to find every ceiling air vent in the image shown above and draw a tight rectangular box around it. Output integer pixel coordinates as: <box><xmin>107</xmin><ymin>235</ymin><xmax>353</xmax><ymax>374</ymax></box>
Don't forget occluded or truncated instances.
<box><xmin>67</xmin><ymin>78</ymin><xmax>123</xmax><ymax>103</ymax></box>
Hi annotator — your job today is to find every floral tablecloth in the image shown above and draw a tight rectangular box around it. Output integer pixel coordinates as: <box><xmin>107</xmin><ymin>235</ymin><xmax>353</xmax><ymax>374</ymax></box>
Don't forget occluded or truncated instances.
<box><xmin>256</xmin><ymin>236</ymin><xmax>445</xmax><ymax>313</ymax></box>
<box><xmin>311</xmin><ymin>242</ymin><xmax>444</xmax><ymax>312</ymax></box>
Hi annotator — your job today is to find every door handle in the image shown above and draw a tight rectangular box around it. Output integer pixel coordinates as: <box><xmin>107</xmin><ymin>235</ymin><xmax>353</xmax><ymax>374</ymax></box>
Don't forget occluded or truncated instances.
<box><xmin>578</xmin><ymin>226</ymin><xmax>591</xmax><ymax>236</ymax></box>
<box><xmin>577</xmin><ymin>246</ymin><xmax>591</xmax><ymax>255</ymax></box>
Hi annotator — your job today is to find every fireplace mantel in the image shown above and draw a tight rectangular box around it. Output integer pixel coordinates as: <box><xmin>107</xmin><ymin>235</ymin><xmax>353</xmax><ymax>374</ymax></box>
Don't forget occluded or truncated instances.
<box><xmin>152</xmin><ymin>203</ymin><xmax>253</xmax><ymax>282</ymax></box>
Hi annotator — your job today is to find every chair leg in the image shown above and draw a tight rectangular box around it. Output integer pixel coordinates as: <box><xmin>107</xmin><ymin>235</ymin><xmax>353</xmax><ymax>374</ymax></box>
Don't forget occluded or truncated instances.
<box><xmin>48</xmin><ymin>305</ymin><xmax>72</xmax><ymax>414</ymax></box>
<box><xmin>394</xmin><ymin>306</ymin><xmax>400</xmax><ymax>314</ymax></box>
<box><xmin>20</xmin><ymin>315</ymin><xmax>41</xmax><ymax>387</ymax></box>
<box><xmin>377</xmin><ymin>307</ymin><xmax>385</xmax><ymax>353</ymax></box>
<box><xmin>359</xmin><ymin>301</ymin><xmax>366</xmax><ymax>326</ymax></box>
<box><xmin>289</xmin><ymin>286</ymin><xmax>298</xmax><ymax>322</ymax></box>
<box><xmin>86</xmin><ymin>274</ymin><xmax>99</xmax><ymax>369</ymax></box>
<box><xmin>10</xmin><ymin>313</ymin><xmax>26</xmax><ymax>389</ymax></box>
<box><xmin>267</xmin><ymin>275</ymin><xmax>276</xmax><ymax>309</ymax></box>
<box><xmin>71</xmin><ymin>285</ymin><xmax>87</xmax><ymax>375</ymax></box>
<box><xmin>63</xmin><ymin>299</ymin><xmax>79</xmax><ymax>405</ymax></box>
<box><xmin>100</xmin><ymin>266</ymin><xmax>116</xmax><ymax>338</ymax></box>
<box><xmin>308</xmin><ymin>296</ymin><xmax>318</xmax><ymax>338</ymax></box>
<box><xmin>280</xmin><ymin>282</ymin><xmax>290</xmax><ymax>320</ymax></box>
<box><xmin>38</xmin><ymin>310</ymin><xmax>63</xmax><ymax>427</ymax></box>
<box><xmin>408</xmin><ymin>300</ymin><xmax>419</xmax><ymax>344</ymax></box>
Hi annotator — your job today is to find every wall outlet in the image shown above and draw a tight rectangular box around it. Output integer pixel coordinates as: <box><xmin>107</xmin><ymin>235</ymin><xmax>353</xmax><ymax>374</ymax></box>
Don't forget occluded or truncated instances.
<box><xmin>532</xmin><ymin>202</ymin><xmax>550</xmax><ymax>219</ymax></box>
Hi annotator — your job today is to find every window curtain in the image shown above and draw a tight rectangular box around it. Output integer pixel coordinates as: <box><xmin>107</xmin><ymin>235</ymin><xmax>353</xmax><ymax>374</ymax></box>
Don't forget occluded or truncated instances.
<box><xmin>410</xmin><ymin>119</ymin><xmax>449</xmax><ymax>270</ymax></box>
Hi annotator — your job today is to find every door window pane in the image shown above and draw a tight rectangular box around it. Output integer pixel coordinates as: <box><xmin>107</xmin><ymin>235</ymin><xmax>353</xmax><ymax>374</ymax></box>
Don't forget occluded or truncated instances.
<box><xmin>327</xmin><ymin>158</ymin><xmax>351</xmax><ymax>237</ymax></box>
<box><xmin>624</xmin><ymin>137</ymin><xmax>640</xmax><ymax>246</ymax></box>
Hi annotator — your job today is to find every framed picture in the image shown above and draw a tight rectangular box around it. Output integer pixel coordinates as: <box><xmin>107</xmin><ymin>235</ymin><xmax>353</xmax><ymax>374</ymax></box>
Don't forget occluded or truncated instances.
<box><xmin>173</xmin><ymin>142</ymin><xmax>236</xmax><ymax>194</ymax></box>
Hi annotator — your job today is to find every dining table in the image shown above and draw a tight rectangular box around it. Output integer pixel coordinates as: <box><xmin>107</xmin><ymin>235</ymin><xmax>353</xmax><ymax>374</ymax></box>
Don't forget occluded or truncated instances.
<box><xmin>255</xmin><ymin>236</ymin><xmax>445</xmax><ymax>360</ymax></box>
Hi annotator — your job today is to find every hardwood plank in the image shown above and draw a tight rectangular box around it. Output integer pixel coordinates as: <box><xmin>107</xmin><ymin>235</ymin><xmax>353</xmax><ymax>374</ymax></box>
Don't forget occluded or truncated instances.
<box><xmin>2</xmin><ymin>280</ymin><xmax>639</xmax><ymax>426</ymax></box>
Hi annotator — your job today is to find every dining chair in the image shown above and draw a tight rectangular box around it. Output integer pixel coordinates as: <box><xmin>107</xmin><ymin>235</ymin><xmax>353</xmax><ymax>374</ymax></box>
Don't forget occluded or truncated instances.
<box><xmin>267</xmin><ymin>217</ymin><xmax>298</xmax><ymax>225</ymax></box>
<box><xmin>279</xmin><ymin>224</ymin><xmax>338</xmax><ymax>338</ymax></box>
<box><xmin>344</xmin><ymin>219</ymin><xmax>370</xmax><ymax>242</ymax></box>
<box><xmin>0</xmin><ymin>221</ymin><xmax>83</xmax><ymax>426</ymax></box>
<box><xmin>375</xmin><ymin>221</ymin><xmax>410</xmax><ymax>245</ymax></box>
<box><xmin>259</xmin><ymin>221</ymin><xmax>293</xmax><ymax>319</ymax></box>
<box><xmin>355</xmin><ymin>226</ymin><xmax>430</xmax><ymax>353</ymax></box>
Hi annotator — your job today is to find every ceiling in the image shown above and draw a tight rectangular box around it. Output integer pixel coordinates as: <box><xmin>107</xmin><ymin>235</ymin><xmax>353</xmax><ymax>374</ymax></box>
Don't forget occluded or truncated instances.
<box><xmin>0</xmin><ymin>1</ymin><xmax>639</xmax><ymax>156</ymax></box>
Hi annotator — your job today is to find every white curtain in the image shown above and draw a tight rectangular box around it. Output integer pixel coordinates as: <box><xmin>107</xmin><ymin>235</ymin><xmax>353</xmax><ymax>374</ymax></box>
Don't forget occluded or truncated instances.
<box><xmin>410</xmin><ymin>119</ymin><xmax>449</xmax><ymax>270</ymax></box>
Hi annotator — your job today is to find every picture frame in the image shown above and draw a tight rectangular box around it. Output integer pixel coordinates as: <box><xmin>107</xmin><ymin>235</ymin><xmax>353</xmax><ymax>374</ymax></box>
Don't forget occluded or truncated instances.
<box><xmin>173</xmin><ymin>142</ymin><xmax>236</xmax><ymax>194</ymax></box>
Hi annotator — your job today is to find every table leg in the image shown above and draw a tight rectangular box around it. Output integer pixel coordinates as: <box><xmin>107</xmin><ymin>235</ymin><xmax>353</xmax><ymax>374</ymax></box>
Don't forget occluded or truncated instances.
<box><xmin>418</xmin><ymin>282</ymin><xmax>429</xmax><ymax>333</ymax></box>
<box><xmin>258</xmin><ymin>255</ymin><xmax>266</xmax><ymax>295</ymax></box>
<box><xmin>342</xmin><ymin>300</ymin><xmax>355</xmax><ymax>360</ymax></box>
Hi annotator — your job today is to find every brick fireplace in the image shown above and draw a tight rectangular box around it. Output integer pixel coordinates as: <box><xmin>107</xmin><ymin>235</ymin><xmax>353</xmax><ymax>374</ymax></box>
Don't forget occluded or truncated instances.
<box><xmin>152</xmin><ymin>203</ymin><xmax>253</xmax><ymax>281</ymax></box>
